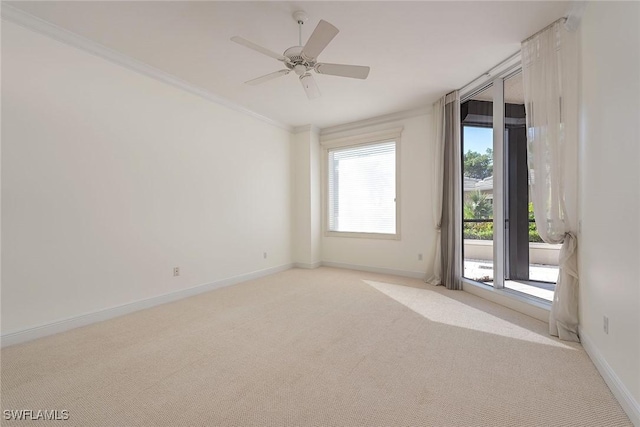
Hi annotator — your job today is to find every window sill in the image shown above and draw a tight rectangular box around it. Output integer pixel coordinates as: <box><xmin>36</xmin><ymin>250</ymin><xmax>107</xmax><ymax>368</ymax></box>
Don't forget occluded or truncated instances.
<box><xmin>462</xmin><ymin>278</ymin><xmax>551</xmax><ymax>322</ymax></box>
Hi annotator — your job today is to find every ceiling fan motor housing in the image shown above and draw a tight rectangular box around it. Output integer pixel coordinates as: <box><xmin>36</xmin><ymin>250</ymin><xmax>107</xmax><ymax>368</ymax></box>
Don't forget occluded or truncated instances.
<box><xmin>283</xmin><ymin>46</ymin><xmax>315</xmax><ymax>72</ymax></box>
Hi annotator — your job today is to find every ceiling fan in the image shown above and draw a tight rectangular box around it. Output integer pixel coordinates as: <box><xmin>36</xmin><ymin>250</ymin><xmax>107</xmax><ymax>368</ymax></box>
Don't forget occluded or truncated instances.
<box><xmin>231</xmin><ymin>11</ymin><xmax>370</xmax><ymax>99</ymax></box>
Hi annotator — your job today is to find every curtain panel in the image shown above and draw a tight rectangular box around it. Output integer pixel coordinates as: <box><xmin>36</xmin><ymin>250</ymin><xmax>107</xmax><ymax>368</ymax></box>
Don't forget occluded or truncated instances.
<box><xmin>428</xmin><ymin>92</ymin><xmax>462</xmax><ymax>290</ymax></box>
<box><xmin>426</xmin><ymin>98</ymin><xmax>445</xmax><ymax>285</ymax></box>
<box><xmin>522</xmin><ymin>21</ymin><xmax>580</xmax><ymax>341</ymax></box>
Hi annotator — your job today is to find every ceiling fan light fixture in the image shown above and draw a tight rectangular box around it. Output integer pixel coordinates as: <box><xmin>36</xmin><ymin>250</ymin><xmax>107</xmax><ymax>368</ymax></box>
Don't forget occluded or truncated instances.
<box><xmin>293</xmin><ymin>64</ymin><xmax>307</xmax><ymax>76</ymax></box>
<box><xmin>300</xmin><ymin>73</ymin><xmax>320</xmax><ymax>99</ymax></box>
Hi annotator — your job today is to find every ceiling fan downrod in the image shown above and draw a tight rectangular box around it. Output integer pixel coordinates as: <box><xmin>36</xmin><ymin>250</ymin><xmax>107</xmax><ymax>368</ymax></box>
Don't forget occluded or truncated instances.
<box><xmin>293</xmin><ymin>10</ymin><xmax>308</xmax><ymax>47</ymax></box>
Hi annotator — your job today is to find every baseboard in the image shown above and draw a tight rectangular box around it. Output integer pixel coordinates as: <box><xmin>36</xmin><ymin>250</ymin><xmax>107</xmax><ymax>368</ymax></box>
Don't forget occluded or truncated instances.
<box><xmin>321</xmin><ymin>261</ymin><xmax>425</xmax><ymax>279</ymax></box>
<box><xmin>580</xmin><ymin>327</ymin><xmax>640</xmax><ymax>426</ymax></box>
<box><xmin>0</xmin><ymin>263</ymin><xmax>294</xmax><ymax>348</ymax></box>
<box><xmin>294</xmin><ymin>261</ymin><xmax>322</xmax><ymax>269</ymax></box>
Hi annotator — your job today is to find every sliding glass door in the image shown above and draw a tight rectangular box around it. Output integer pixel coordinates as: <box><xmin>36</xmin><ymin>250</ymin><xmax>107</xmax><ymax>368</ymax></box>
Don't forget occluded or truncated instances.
<box><xmin>461</xmin><ymin>85</ymin><xmax>494</xmax><ymax>284</ymax></box>
<box><xmin>461</xmin><ymin>71</ymin><xmax>559</xmax><ymax>301</ymax></box>
<box><xmin>502</xmin><ymin>72</ymin><xmax>559</xmax><ymax>300</ymax></box>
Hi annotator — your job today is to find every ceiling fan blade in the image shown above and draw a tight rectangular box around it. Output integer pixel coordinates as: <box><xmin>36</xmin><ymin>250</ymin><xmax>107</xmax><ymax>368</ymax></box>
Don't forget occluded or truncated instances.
<box><xmin>245</xmin><ymin>70</ymin><xmax>290</xmax><ymax>85</ymax></box>
<box><xmin>302</xmin><ymin>20</ymin><xmax>339</xmax><ymax>61</ymax></box>
<box><xmin>231</xmin><ymin>36</ymin><xmax>288</xmax><ymax>63</ymax></box>
<box><xmin>315</xmin><ymin>63</ymin><xmax>370</xmax><ymax>79</ymax></box>
<box><xmin>300</xmin><ymin>73</ymin><xmax>320</xmax><ymax>99</ymax></box>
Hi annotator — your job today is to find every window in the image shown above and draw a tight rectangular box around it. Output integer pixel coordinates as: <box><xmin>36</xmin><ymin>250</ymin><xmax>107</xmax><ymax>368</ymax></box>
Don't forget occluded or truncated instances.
<box><xmin>326</xmin><ymin>140</ymin><xmax>398</xmax><ymax>237</ymax></box>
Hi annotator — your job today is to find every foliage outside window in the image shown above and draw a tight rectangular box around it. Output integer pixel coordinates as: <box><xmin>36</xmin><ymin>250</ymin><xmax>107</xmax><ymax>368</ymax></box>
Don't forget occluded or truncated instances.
<box><xmin>464</xmin><ymin>148</ymin><xmax>493</xmax><ymax>180</ymax></box>
<box><xmin>463</xmin><ymin>200</ymin><xmax>543</xmax><ymax>242</ymax></box>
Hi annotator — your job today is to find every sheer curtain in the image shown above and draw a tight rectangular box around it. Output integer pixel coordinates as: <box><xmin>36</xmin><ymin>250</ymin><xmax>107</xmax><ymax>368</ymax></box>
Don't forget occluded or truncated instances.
<box><xmin>522</xmin><ymin>21</ymin><xmax>580</xmax><ymax>341</ymax></box>
<box><xmin>427</xmin><ymin>92</ymin><xmax>462</xmax><ymax>290</ymax></box>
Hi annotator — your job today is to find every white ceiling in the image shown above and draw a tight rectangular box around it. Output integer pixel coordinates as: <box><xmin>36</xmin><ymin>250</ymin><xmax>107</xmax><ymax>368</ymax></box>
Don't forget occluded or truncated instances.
<box><xmin>7</xmin><ymin>1</ymin><xmax>569</xmax><ymax>129</ymax></box>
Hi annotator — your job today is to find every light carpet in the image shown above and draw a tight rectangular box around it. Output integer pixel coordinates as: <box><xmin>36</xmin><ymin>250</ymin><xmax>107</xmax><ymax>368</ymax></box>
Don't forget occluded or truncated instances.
<box><xmin>1</xmin><ymin>267</ymin><xmax>631</xmax><ymax>426</ymax></box>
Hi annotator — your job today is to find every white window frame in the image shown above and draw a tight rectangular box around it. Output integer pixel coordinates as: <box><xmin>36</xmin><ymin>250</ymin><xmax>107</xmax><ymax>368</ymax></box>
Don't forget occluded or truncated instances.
<box><xmin>460</xmin><ymin>55</ymin><xmax>521</xmax><ymax>291</ymax></box>
<box><xmin>321</xmin><ymin>127</ymin><xmax>402</xmax><ymax>240</ymax></box>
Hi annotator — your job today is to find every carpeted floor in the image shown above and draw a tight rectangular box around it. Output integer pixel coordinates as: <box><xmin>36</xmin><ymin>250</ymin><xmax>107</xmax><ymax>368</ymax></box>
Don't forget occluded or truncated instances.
<box><xmin>1</xmin><ymin>267</ymin><xmax>631</xmax><ymax>426</ymax></box>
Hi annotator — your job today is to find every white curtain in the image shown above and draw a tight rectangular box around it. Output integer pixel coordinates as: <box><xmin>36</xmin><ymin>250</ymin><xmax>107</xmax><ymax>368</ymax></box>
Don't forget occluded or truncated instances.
<box><xmin>522</xmin><ymin>21</ymin><xmax>580</xmax><ymax>341</ymax></box>
<box><xmin>426</xmin><ymin>98</ymin><xmax>445</xmax><ymax>285</ymax></box>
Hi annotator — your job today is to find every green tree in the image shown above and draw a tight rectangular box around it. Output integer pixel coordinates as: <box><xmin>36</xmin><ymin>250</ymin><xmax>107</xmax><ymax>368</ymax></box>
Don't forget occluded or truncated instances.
<box><xmin>464</xmin><ymin>191</ymin><xmax>492</xmax><ymax>219</ymax></box>
<box><xmin>463</xmin><ymin>148</ymin><xmax>493</xmax><ymax>180</ymax></box>
<box><xmin>463</xmin><ymin>191</ymin><xmax>493</xmax><ymax>241</ymax></box>
<box><xmin>528</xmin><ymin>202</ymin><xmax>543</xmax><ymax>242</ymax></box>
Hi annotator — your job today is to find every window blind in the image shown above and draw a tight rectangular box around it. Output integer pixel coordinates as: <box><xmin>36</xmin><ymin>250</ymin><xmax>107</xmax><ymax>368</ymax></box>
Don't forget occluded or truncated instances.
<box><xmin>328</xmin><ymin>141</ymin><xmax>396</xmax><ymax>234</ymax></box>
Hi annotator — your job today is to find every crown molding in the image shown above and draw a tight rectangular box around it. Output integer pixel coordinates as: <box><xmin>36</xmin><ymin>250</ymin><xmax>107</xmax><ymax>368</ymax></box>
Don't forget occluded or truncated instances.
<box><xmin>320</xmin><ymin>106</ymin><xmax>431</xmax><ymax>137</ymax></box>
<box><xmin>292</xmin><ymin>124</ymin><xmax>320</xmax><ymax>134</ymax></box>
<box><xmin>1</xmin><ymin>4</ymin><xmax>293</xmax><ymax>133</ymax></box>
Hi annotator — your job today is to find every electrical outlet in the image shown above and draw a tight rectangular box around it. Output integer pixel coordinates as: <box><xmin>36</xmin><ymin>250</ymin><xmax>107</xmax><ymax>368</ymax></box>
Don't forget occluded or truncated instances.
<box><xmin>173</xmin><ymin>267</ymin><xmax>180</xmax><ymax>277</ymax></box>
<box><xmin>603</xmin><ymin>316</ymin><xmax>609</xmax><ymax>334</ymax></box>
<box><xmin>263</xmin><ymin>252</ymin><xmax>267</xmax><ymax>259</ymax></box>
<box><xmin>418</xmin><ymin>253</ymin><xmax>423</xmax><ymax>261</ymax></box>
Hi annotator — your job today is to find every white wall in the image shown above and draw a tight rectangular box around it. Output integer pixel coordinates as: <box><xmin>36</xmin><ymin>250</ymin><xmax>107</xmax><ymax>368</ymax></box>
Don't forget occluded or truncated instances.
<box><xmin>578</xmin><ymin>0</ymin><xmax>640</xmax><ymax>410</ymax></box>
<box><xmin>320</xmin><ymin>114</ymin><xmax>433</xmax><ymax>277</ymax></box>
<box><xmin>291</xmin><ymin>127</ymin><xmax>321</xmax><ymax>267</ymax></box>
<box><xmin>310</xmin><ymin>130</ymin><xmax>321</xmax><ymax>264</ymax></box>
<box><xmin>291</xmin><ymin>131</ymin><xmax>311</xmax><ymax>264</ymax></box>
<box><xmin>1</xmin><ymin>22</ymin><xmax>292</xmax><ymax>334</ymax></box>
